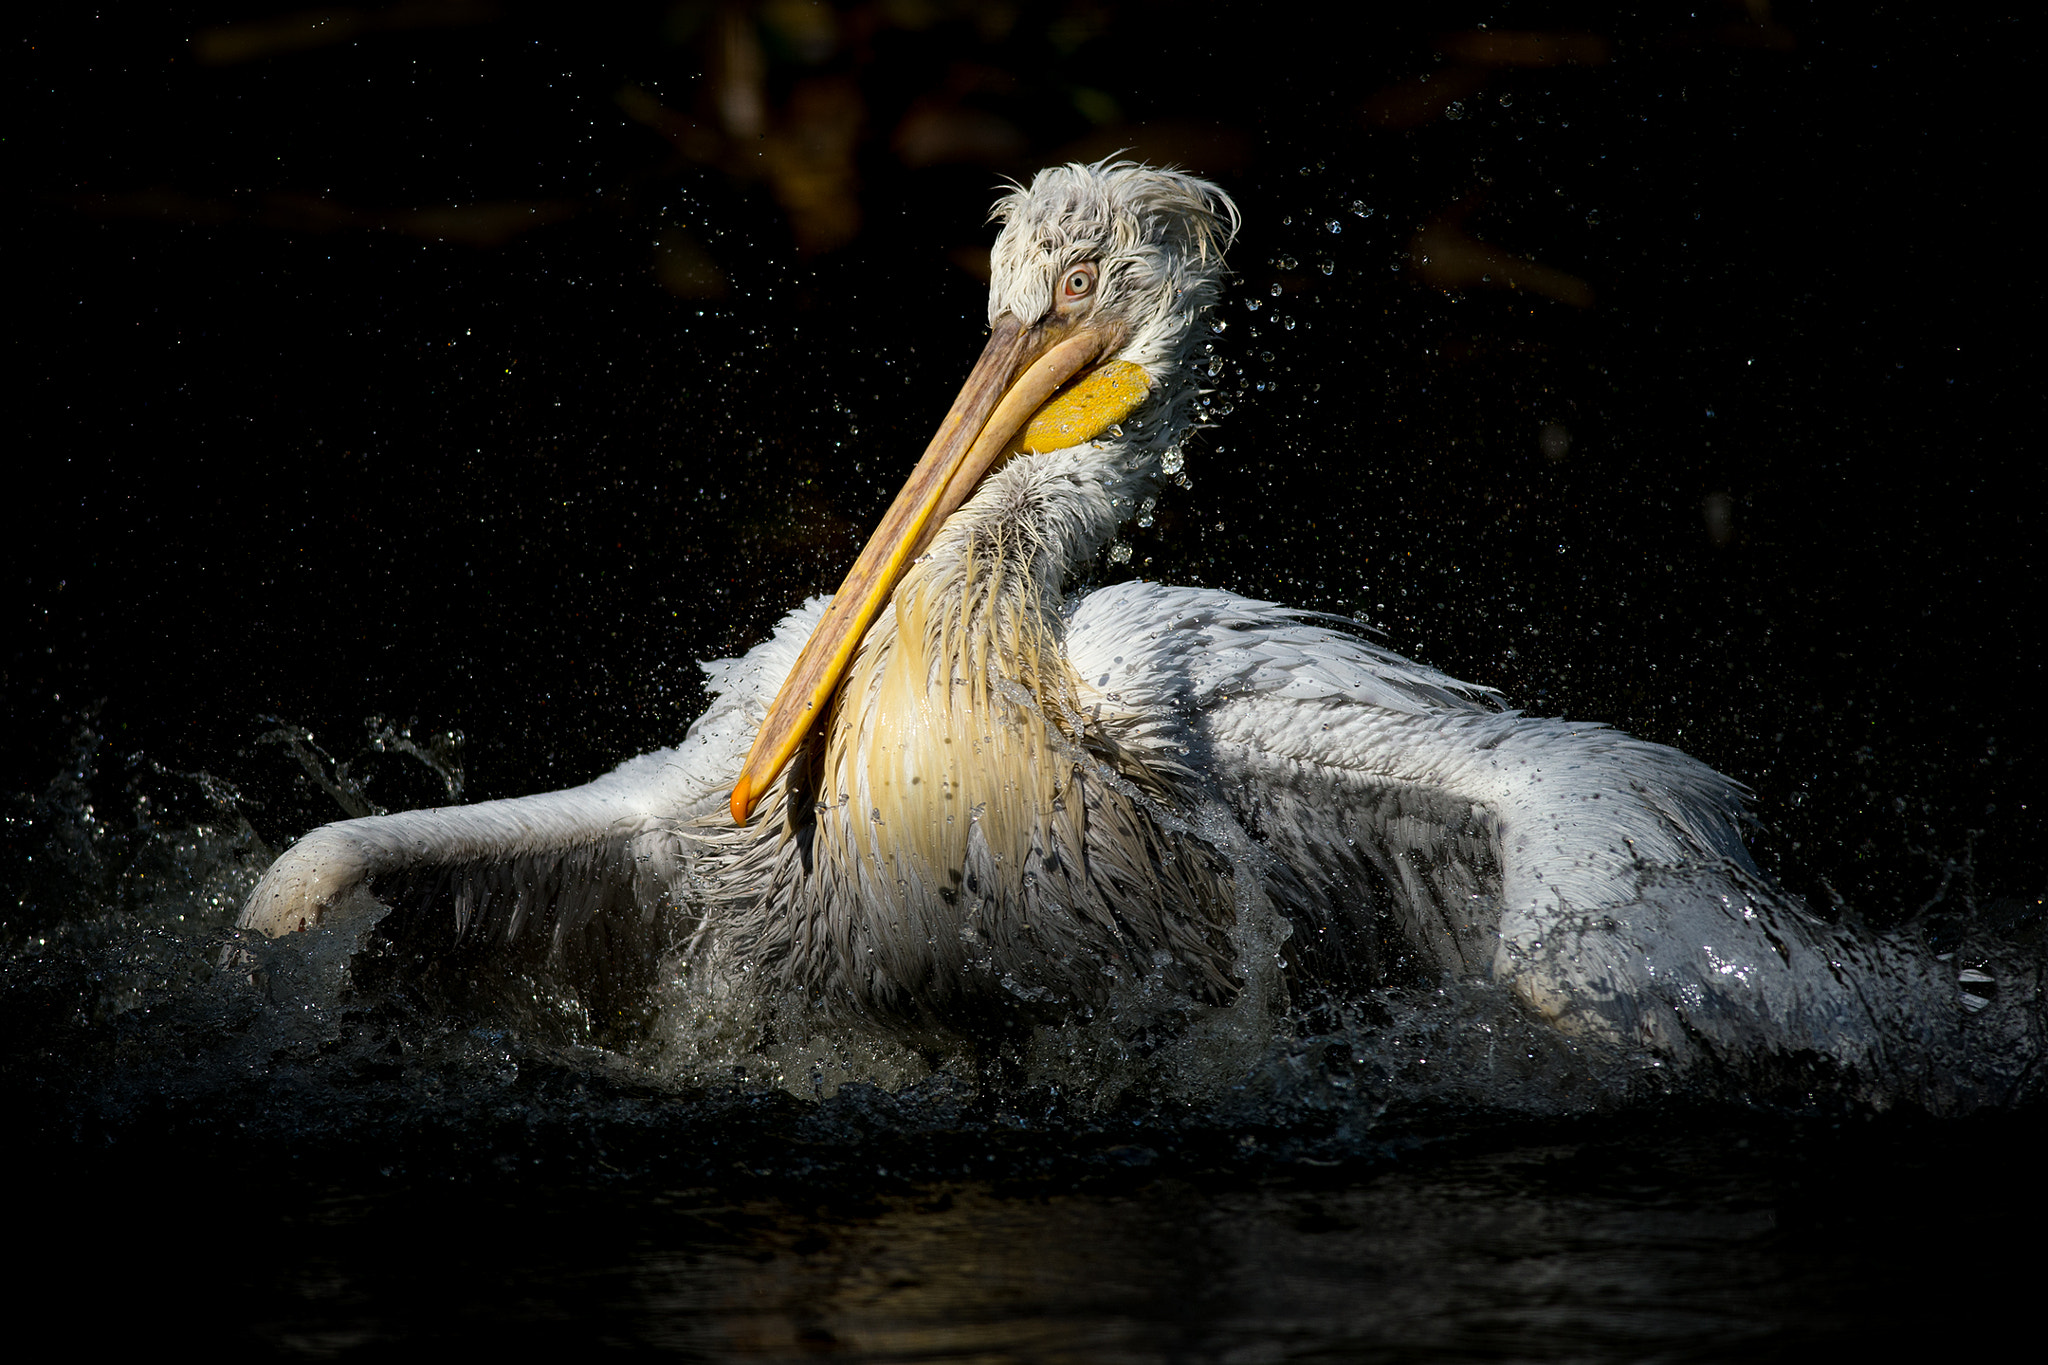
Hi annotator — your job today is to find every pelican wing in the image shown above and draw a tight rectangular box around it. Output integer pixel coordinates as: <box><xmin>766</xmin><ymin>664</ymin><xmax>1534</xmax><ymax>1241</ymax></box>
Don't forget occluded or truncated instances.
<box><xmin>1065</xmin><ymin>584</ymin><xmax>1934</xmax><ymax>1071</ymax></box>
<box><xmin>235</xmin><ymin>748</ymin><xmax>707</xmax><ymax>965</ymax></box>
<box><xmin>236</xmin><ymin>598</ymin><xmax>832</xmax><ymax>967</ymax></box>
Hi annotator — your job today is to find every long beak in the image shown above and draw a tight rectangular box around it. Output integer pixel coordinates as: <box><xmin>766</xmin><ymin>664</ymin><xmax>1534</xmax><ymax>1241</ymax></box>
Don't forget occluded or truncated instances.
<box><xmin>728</xmin><ymin>312</ymin><xmax>1124</xmax><ymax>825</ymax></box>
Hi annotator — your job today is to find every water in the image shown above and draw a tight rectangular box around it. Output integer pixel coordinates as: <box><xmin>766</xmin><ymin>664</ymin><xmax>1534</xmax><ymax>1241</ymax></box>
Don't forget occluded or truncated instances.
<box><xmin>32</xmin><ymin>1113</ymin><xmax>2039</xmax><ymax>1358</ymax></box>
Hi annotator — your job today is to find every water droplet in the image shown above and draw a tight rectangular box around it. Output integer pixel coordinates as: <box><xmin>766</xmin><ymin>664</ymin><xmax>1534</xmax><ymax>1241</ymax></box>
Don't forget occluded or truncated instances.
<box><xmin>1161</xmin><ymin>447</ymin><xmax>1185</xmax><ymax>475</ymax></box>
<box><xmin>1269</xmin><ymin>282</ymin><xmax>1283</xmax><ymax>297</ymax></box>
<box><xmin>1272</xmin><ymin>255</ymin><xmax>1297</xmax><ymax>271</ymax></box>
<box><xmin>1107</xmin><ymin>540</ymin><xmax>1133</xmax><ymax>565</ymax></box>
<box><xmin>1210</xmin><ymin>318</ymin><xmax>1228</xmax><ymax>335</ymax></box>
<box><xmin>1350</xmin><ymin>200</ymin><xmax>1374</xmax><ymax>218</ymax></box>
<box><xmin>1326</xmin><ymin>220</ymin><xmax>1342</xmax><ymax>234</ymax></box>
<box><xmin>1245</xmin><ymin>298</ymin><xmax>1261</xmax><ymax>311</ymax></box>
<box><xmin>1446</xmin><ymin>101</ymin><xmax>1465</xmax><ymax>120</ymax></box>
<box><xmin>1284</xmin><ymin>317</ymin><xmax>1297</xmax><ymax>330</ymax></box>
<box><xmin>1317</xmin><ymin>258</ymin><xmax>1335</xmax><ymax>275</ymax></box>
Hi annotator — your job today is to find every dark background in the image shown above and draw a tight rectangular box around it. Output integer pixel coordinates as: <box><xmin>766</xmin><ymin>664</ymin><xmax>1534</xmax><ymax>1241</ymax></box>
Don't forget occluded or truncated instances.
<box><xmin>9</xmin><ymin>2</ymin><xmax>2039</xmax><ymax>929</ymax></box>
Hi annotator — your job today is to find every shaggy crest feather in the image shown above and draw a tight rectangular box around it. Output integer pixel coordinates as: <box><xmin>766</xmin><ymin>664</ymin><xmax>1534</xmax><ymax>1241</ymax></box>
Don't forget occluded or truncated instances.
<box><xmin>989</xmin><ymin>159</ymin><xmax>1239</xmax><ymax>379</ymax></box>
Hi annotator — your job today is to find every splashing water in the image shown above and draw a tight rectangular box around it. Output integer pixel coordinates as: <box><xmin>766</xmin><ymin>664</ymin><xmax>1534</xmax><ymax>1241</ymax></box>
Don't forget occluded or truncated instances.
<box><xmin>12</xmin><ymin>710</ymin><xmax>2041</xmax><ymax>1165</ymax></box>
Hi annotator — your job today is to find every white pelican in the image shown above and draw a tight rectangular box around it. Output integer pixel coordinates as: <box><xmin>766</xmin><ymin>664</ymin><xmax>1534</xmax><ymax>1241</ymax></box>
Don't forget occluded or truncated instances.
<box><xmin>241</xmin><ymin>161</ymin><xmax>2005</xmax><ymax>1092</ymax></box>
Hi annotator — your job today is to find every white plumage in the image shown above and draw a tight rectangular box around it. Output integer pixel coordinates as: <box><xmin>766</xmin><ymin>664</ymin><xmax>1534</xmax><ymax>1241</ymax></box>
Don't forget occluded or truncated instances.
<box><xmin>241</xmin><ymin>160</ymin><xmax>2005</xmax><ymax>1095</ymax></box>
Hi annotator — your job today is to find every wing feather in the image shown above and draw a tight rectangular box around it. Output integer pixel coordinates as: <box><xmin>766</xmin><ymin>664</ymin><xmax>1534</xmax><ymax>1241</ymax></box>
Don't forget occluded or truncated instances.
<box><xmin>1062</xmin><ymin>583</ymin><xmax>1869</xmax><ymax>1059</ymax></box>
<box><xmin>236</xmin><ymin>598</ymin><xmax>834</xmax><ymax>963</ymax></box>
<box><xmin>1068</xmin><ymin>582</ymin><xmax>1997</xmax><ymax>1084</ymax></box>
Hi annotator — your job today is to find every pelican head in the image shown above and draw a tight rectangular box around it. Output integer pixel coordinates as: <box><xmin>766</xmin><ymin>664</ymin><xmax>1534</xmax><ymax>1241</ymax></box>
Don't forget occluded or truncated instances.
<box><xmin>707</xmin><ymin>160</ymin><xmax>1245</xmax><ymax>1031</ymax></box>
<box><xmin>985</xmin><ymin>160</ymin><xmax>1239</xmax><ymax>387</ymax></box>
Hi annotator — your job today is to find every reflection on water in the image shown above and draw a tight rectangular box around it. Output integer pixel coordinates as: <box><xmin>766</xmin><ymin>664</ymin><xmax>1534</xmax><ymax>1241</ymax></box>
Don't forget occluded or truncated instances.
<box><xmin>36</xmin><ymin>1117</ymin><xmax>2036</xmax><ymax>1359</ymax></box>
<box><xmin>617</xmin><ymin>1157</ymin><xmax>1796</xmax><ymax>1361</ymax></box>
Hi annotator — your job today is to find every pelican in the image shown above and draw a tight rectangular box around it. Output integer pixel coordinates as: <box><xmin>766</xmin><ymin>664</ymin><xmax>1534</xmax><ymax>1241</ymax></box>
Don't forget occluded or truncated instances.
<box><xmin>241</xmin><ymin>161</ymin><xmax>2021</xmax><ymax>1098</ymax></box>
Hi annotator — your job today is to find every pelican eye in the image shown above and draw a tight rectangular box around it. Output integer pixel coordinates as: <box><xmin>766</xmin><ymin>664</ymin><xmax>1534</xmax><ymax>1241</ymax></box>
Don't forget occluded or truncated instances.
<box><xmin>1059</xmin><ymin>261</ymin><xmax>1098</xmax><ymax>306</ymax></box>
